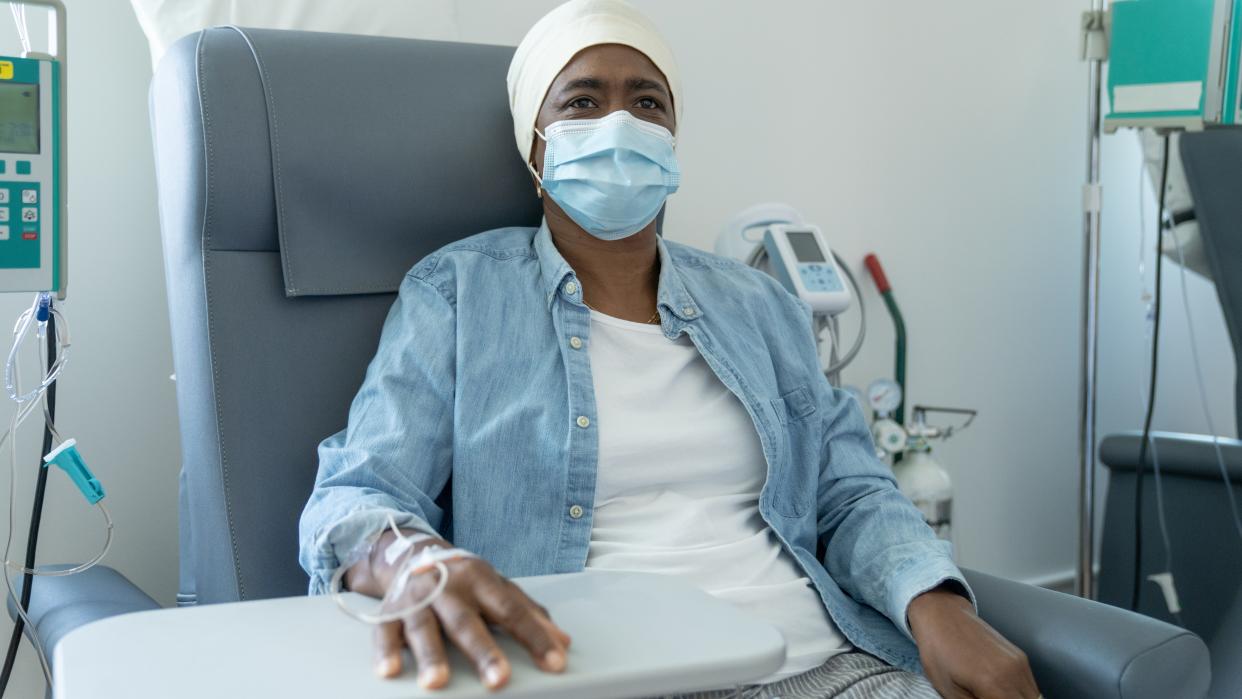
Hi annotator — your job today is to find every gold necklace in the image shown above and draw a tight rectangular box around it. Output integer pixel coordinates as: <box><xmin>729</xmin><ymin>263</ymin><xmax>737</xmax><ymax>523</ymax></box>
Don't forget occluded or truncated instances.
<box><xmin>583</xmin><ymin>300</ymin><xmax>660</xmax><ymax>324</ymax></box>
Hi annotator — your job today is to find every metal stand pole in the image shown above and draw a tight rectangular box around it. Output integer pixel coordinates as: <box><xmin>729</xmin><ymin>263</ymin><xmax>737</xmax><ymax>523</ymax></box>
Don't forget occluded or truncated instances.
<box><xmin>1077</xmin><ymin>1</ymin><xmax>1106</xmax><ymax>600</ymax></box>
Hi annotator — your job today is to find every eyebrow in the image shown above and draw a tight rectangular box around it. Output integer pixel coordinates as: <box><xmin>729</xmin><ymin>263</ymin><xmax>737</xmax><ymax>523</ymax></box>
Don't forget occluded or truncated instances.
<box><xmin>558</xmin><ymin>76</ymin><xmax>669</xmax><ymax>96</ymax></box>
<box><xmin>627</xmin><ymin>77</ymin><xmax>669</xmax><ymax>96</ymax></box>
<box><xmin>560</xmin><ymin>77</ymin><xmax>605</xmax><ymax>93</ymax></box>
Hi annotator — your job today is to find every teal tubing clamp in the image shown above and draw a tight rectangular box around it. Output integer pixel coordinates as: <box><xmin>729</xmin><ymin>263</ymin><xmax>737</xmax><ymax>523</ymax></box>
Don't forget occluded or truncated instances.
<box><xmin>42</xmin><ymin>439</ymin><xmax>105</xmax><ymax>504</ymax></box>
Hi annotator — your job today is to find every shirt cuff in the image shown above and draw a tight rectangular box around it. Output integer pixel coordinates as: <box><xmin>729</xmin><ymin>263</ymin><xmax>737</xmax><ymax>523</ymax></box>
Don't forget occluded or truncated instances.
<box><xmin>305</xmin><ymin>506</ymin><xmax>438</xmax><ymax>595</ymax></box>
<box><xmin>891</xmin><ymin>558</ymin><xmax>978</xmax><ymax>640</ymax></box>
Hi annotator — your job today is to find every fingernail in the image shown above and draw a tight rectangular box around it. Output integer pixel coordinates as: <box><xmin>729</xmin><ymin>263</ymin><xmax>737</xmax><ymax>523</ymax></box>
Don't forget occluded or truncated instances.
<box><xmin>376</xmin><ymin>654</ymin><xmax>400</xmax><ymax>678</ymax></box>
<box><xmin>544</xmin><ymin>649</ymin><xmax>566</xmax><ymax>671</ymax></box>
<box><xmin>418</xmin><ymin>665</ymin><xmax>447</xmax><ymax>688</ymax></box>
<box><xmin>484</xmin><ymin>663</ymin><xmax>505</xmax><ymax>688</ymax></box>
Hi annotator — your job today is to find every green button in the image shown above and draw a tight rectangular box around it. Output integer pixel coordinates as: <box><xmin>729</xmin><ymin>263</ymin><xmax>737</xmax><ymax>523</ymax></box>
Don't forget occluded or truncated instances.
<box><xmin>15</xmin><ymin>161</ymin><xmax>30</xmax><ymax>175</ymax></box>
<box><xmin>0</xmin><ymin>162</ymin><xmax>6</xmax><ymax>174</ymax></box>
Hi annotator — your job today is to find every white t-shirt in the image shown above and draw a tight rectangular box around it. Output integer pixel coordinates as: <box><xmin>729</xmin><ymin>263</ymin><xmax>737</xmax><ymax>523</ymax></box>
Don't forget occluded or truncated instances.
<box><xmin>583</xmin><ymin>310</ymin><xmax>851</xmax><ymax>681</ymax></box>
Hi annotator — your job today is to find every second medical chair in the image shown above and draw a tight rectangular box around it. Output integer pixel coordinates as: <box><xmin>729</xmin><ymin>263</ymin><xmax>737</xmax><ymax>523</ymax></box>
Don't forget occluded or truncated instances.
<box><xmin>9</xmin><ymin>26</ymin><xmax>1211</xmax><ymax>698</ymax></box>
<box><xmin>1097</xmin><ymin>129</ymin><xmax>1242</xmax><ymax>699</ymax></box>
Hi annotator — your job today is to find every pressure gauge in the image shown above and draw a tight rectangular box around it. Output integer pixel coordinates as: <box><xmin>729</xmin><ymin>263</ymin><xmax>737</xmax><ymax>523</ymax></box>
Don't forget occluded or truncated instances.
<box><xmin>872</xmin><ymin>418</ymin><xmax>908</xmax><ymax>455</ymax></box>
<box><xmin>866</xmin><ymin>378</ymin><xmax>903</xmax><ymax>418</ymax></box>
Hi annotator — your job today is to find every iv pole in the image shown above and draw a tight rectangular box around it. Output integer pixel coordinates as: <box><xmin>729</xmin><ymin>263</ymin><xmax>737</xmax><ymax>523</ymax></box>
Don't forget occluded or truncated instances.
<box><xmin>1077</xmin><ymin>0</ymin><xmax>1107</xmax><ymax>599</ymax></box>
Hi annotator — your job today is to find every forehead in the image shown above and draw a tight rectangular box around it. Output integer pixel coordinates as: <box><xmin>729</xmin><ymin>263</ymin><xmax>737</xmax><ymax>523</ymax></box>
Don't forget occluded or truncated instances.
<box><xmin>549</xmin><ymin>43</ymin><xmax>669</xmax><ymax>91</ymax></box>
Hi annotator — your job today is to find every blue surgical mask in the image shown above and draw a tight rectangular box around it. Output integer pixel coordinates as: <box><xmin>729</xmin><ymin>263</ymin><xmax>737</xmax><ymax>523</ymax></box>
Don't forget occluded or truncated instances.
<box><xmin>530</xmin><ymin>110</ymin><xmax>680</xmax><ymax>241</ymax></box>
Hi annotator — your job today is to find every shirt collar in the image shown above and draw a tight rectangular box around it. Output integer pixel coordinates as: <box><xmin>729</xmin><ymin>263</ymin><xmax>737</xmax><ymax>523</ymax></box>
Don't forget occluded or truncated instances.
<box><xmin>533</xmin><ymin>220</ymin><xmax>702</xmax><ymax>322</ymax></box>
<box><xmin>534</xmin><ymin>221</ymin><xmax>575</xmax><ymax>306</ymax></box>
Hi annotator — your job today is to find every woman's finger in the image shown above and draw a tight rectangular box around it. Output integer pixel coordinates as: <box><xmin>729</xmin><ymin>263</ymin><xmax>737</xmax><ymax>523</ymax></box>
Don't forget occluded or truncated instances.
<box><xmin>506</xmin><ymin>579</ymin><xmax>572</xmax><ymax>647</ymax></box>
<box><xmin>476</xmin><ymin>579</ymin><xmax>566</xmax><ymax>672</ymax></box>
<box><xmin>373</xmin><ymin>620</ymin><xmax>405</xmax><ymax>678</ymax></box>
<box><xmin>436</xmin><ymin>596</ymin><xmax>511</xmax><ymax>690</ymax></box>
<box><xmin>403</xmin><ymin>606</ymin><xmax>450</xmax><ymax>689</ymax></box>
<box><xmin>1017</xmin><ymin>662</ymin><xmax>1042</xmax><ymax>699</ymax></box>
<box><xmin>536</xmin><ymin>610</ymin><xmax>572</xmax><ymax>648</ymax></box>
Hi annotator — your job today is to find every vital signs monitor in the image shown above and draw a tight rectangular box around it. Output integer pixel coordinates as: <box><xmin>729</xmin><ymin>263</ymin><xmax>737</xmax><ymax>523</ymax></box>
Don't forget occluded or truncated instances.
<box><xmin>761</xmin><ymin>224</ymin><xmax>852</xmax><ymax>314</ymax></box>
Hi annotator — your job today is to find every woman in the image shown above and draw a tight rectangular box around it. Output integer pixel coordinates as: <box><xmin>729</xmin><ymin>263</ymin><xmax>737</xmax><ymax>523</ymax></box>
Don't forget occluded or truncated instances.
<box><xmin>299</xmin><ymin>1</ymin><xmax>1041</xmax><ymax>697</ymax></box>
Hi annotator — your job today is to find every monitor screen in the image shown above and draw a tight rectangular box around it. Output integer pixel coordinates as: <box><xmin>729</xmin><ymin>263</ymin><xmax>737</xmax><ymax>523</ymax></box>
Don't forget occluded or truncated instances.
<box><xmin>786</xmin><ymin>231</ymin><xmax>825</xmax><ymax>263</ymax></box>
<box><xmin>0</xmin><ymin>82</ymin><xmax>38</xmax><ymax>154</ymax></box>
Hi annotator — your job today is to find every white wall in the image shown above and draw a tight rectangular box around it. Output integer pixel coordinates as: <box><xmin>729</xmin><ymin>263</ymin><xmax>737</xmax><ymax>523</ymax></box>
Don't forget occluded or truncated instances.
<box><xmin>0</xmin><ymin>0</ymin><xmax>1234</xmax><ymax>695</ymax></box>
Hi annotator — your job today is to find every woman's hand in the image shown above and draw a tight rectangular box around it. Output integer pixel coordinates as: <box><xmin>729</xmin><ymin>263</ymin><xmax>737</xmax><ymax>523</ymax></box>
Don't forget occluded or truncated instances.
<box><xmin>346</xmin><ymin>533</ymin><xmax>571</xmax><ymax>690</ymax></box>
<box><xmin>908</xmin><ymin>587</ymin><xmax>1040</xmax><ymax>699</ymax></box>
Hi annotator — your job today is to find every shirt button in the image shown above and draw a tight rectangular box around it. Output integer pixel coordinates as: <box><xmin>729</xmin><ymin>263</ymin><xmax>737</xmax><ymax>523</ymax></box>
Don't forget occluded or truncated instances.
<box><xmin>683</xmin><ymin>306</ymin><xmax>697</xmax><ymax>317</ymax></box>
<box><xmin>565</xmin><ymin>281</ymin><xmax>578</xmax><ymax>295</ymax></box>
<box><xmin>576</xmin><ymin>415</ymin><xmax>590</xmax><ymax>428</ymax></box>
<box><xmin>569</xmin><ymin>336</ymin><xmax>583</xmax><ymax>350</ymax></box>
<box><xmin>569</xmin><ymin>505</ymin><xmax>584</xmax><ymax>519</ymax></box>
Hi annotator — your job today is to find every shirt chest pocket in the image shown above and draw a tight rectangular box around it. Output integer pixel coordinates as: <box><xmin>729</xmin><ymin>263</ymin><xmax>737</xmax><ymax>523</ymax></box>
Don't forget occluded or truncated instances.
<box><xmin>766</xmin><ymin>385</ymin><xmax>820</xmax><ymax>517</ymax></box>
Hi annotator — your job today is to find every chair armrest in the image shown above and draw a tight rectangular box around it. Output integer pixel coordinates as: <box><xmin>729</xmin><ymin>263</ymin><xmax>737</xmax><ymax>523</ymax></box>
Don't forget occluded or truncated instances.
<box><xmin>1099</xmin><ymin>430</ymin><xmax>1242</xmax><ymax>480</ymax></box>
<box><xmin>7</xmin><ymin>565</ymin><xmax>161</xmax><ymax>661</ymax></box>
<box><xmin>963</xmin><ymin>569</ymin><xmax>1210</xmax><ymax>699</ymax></box>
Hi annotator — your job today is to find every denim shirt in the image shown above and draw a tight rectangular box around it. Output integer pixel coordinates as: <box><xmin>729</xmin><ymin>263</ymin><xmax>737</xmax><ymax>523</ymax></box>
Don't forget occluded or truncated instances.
<box><xmin>299</xmin><ymin>223</ymin><xmax>972</xmax><ymax>673</ymax></box>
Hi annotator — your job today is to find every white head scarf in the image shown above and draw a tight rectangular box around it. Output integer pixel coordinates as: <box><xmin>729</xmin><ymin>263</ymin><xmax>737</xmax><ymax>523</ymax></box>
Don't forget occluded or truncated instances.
<box><xmin>506</xmin><ymin>0</ymin><xmax>682</xmax><ymax>164</ymax></box>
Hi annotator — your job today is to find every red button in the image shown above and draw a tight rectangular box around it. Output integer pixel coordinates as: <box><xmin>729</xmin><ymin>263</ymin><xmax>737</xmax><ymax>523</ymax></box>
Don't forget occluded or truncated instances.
<box><xmin>21</xmin><ymin>232</ymin><xmax>36</xmax><ymax>240</ymax></box>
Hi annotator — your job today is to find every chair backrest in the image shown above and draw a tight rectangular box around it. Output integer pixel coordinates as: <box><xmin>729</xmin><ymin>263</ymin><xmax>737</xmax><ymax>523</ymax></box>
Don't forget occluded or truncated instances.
<box><xmin>149</xmin><ymin>27</ymin><xmax>541</xmax><ymax>604</ymax></box>
<box><xmin>1180</xmin><ymin>130</ymin><xmax>1242</xmax><ymax>438</ymax></box>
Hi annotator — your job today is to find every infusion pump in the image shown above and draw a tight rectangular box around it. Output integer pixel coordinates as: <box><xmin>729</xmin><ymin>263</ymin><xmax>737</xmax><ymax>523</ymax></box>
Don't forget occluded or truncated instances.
<box><xmin>0</xmin><ymin>3</ymin><xmax>67</xmax><ymax>298</ymax></box>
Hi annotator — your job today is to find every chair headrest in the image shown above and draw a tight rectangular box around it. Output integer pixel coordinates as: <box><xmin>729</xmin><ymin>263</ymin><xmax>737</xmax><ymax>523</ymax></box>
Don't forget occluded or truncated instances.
<box><xmin>156</xmin><ymin>27</ymin><xmax>542</xmax><ymax>297</ymax></box>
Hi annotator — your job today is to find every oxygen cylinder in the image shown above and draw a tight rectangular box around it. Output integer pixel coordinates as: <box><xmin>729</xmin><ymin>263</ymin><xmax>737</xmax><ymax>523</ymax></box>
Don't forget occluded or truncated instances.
<box><xmin>892</xmin><ymin>449</ymin><xmax>952</xmax><ymax>541</ymax></box>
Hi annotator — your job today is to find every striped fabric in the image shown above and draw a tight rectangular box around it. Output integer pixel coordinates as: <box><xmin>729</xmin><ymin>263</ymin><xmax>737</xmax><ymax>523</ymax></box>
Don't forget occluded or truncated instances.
<box><xmin>659</xmin><ymin>652</ymin><xmax>940</xmax><ymax>699</ymax></box>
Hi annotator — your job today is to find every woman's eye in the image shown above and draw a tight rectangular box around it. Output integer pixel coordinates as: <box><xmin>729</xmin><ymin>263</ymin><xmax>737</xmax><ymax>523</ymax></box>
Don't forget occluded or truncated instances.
<box><xmin>637</xmin><ymin>97</ymin><xmax>660</xmax><ymax>110</ymax></box>
<box><xmin>568</xmin><ymin>97</ymin><xmax>597</xmax><ymax>109</ymax></box>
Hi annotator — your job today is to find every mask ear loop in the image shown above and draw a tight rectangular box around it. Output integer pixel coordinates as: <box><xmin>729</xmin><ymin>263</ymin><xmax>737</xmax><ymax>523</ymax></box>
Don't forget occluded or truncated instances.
<box><xmin>527</xmin><ymin>127</ymin><xmax>547</xmax><ymax>198</ymax></box>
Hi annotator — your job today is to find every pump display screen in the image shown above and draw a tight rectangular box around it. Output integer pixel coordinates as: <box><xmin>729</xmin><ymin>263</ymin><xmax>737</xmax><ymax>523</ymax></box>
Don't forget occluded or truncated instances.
<box><xmin>0</xmin><ymin>83</ymin><xmax>38</xmax><ymax>154</ymax></box>
<box><xmin>787</xmin><ymin>231</ymin><xmax>826</xmax><ymax>263</ymax></box>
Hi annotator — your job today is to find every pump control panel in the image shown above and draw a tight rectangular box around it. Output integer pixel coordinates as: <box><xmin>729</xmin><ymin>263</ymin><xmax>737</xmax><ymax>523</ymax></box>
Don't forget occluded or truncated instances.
<box><xmin>0</xmin><ymin>53</ymin><xmax>62</xmax><ymax>296</ymax></box>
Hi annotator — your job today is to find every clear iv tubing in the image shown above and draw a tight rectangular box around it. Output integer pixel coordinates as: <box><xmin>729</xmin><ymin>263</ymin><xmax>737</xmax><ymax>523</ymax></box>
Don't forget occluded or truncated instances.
<box><xmin>7</xmin><ymin>4</ymin><xmax>29</xmax><ymax>56</ymax></box>
<box><xmin>1134</xmin><ymin>162</ymin><xmax>1181</xmax><ymax>624</ymax></box>
<box><xmin>1167</xmin><ymin>227</ymin><xmax>1242</xmax><ymax>544</ymax></box>
<box><xmin>2</xmin><ymin>332</ymin><xmax>56</xmax><ymax>685</ymax></box>
<box><xmin>1143</xmin><ymin>436</ymin><xmax>1185</xmax><ymax>625</ymax></box>
<box><xmin>3</xmin><ymin>395</ymin><xmax>52</xmax><ymax>685</ymax></box>
<box><xmin>1135</xmin><ymin>285</ymin><xmax>1181</xmax><ymax>622</ymax></box>
<box><xmin>5</xmin><ymin>297</ymin><xmax>69</xmax><ymax>404</ymax></box>
<box><xmin>0</xmin><ymin>296</ymin><xmax>112</xmax><ymax>687</ymax></box>
<box><xmin>330</xmin><ymin>513</ymin><xmax>451</xmax><ymax>626</ymax></box>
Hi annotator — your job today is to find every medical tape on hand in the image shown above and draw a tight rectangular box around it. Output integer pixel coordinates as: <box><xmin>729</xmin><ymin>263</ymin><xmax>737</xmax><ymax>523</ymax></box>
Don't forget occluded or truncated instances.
<box><xmin>385</xmin><ymin>544</ymin><xmax>477</xmax><ymax>601</ymax></box>
<box><xmin>382</xmin><ymin>531</ymin><xmax>437</xmax><ymax>566</ymax></box>
<box><xmin>331</xmin><ymin>515</ymin><xmax>477</xmax><ymax>625</ymax></box>
<box><xmin>333</xmin><ymin>544</ymin><xmax>477</xmax><ymax>626</ymax></box>
<box><xmin>378</xmin><ymin>510</ymin><xmax>445</xmax><ymax>566</ymax></box>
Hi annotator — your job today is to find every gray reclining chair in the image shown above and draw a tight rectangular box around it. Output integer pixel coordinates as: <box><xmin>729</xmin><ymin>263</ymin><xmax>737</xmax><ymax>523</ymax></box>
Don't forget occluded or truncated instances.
<box><xmin>8</xmin><ymin>27</ymin><xmax>1211</xmax><ymax>698</ymax></box>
